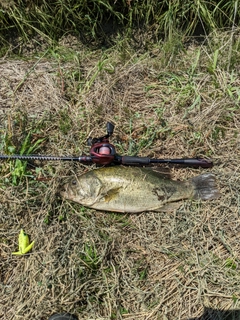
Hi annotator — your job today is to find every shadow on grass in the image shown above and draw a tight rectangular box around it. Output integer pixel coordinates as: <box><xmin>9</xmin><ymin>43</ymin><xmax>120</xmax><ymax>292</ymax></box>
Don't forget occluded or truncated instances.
<box><xmin>189</xmin><ymin>307</ymin><xmax>240</xmax><ymax>320</ymax></box>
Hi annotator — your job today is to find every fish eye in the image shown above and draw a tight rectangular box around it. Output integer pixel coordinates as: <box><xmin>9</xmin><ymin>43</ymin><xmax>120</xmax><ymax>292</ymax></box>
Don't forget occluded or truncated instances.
<box><xmin>72</xmin><ymin>180</ymin><xmax>77</xmax><ymax>185</ymax></box>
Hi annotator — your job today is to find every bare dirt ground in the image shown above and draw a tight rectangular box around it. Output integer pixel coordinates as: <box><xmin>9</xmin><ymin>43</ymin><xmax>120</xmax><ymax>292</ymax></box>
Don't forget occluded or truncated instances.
<box><xmin>0</xmin><ymin>32</ymin><xmax>240</xmax><ymax>320</ymax></box>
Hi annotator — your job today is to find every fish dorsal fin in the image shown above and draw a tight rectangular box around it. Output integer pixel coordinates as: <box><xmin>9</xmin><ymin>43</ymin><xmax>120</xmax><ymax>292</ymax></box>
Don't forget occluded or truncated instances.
<box><xmin>142</xmin><ymin>167</ymin><xmax>172</xmax><ymax>179</ymax></box>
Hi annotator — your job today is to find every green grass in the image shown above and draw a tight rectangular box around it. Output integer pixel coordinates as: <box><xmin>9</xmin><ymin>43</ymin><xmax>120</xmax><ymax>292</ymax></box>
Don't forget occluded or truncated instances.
<box><xmin>0</xmin><ymin>18</ymin><xmax>240</xmax><ymax>320</ymax></box>
<box><xmin>0</xmin><ymin>122</ymin><xmax>46</xmax><ymax>185</ymax></box>
<box><xmin>0</xmin><ymin>0</ymin><xmax>239</xmax><ymax>52</ymax></box>
<box><xmin>79</xmin><ymin>242</ymin><xmax>101</xmax><ymax>272</ymax></box>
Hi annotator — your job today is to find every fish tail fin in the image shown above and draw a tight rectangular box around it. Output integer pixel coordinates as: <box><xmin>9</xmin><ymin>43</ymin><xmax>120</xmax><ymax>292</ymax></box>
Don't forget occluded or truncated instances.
<box><xmin>191</xmin><ymin>173</ymin><xmax>221</xmax><ymax>200</ymax></box>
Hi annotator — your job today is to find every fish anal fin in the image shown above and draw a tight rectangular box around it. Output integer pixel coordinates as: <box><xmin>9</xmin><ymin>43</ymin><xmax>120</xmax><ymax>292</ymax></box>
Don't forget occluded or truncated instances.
<box><xmin>154</xmin><ymin>202</ymin><xmax>181</xmax><ymax>212</ymax></box>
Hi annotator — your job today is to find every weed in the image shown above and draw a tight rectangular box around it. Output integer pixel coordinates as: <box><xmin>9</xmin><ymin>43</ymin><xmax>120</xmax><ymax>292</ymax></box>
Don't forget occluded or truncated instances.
<box><xmin>211</xmin><ymin>126</ymin><xmax>226</xmax><ymax>141</ymax></box>
<box><xmin>225</xmin><ymin>258</ymin><xmax>237</xmax><ymax>270</ymax></box>
<box><xmin>106</xmin><ymin>212</ymin><xmax>131</xmax><ymax>228</ymax></box>
<box><xmin>59</xmin><ymin>108</ymin><xmax>72</xmax><ymax>134</ymax></box>
<box><xmin>138</xmin><ymin>268</ymin><xmax>148</xmax><ymax>281</ymax></box>
<box><xmin>79</xmin><ymin>242</ymin><xmax>101</xmax><ymax>271</ymax></box>
<box><xmin>1</xmin><ymin>0</ymin><xmax>239</xmax><ymax>51</ymax></box>
<box><xmin>120</xmin><ymin>307</ymin><xmax>128</xmax><ymax>315</ymax></box>
<box><xmin>43</xmin><ymin>215</ymin><xmax>50</xmax><ymax>225</ymax></box>
<box><xmin>207</xmin><ymin>48</ymin><xmax>219</xmax><ymax>75</ymax></box>
<box><xmin>1</xmin><ymin>130</ymin><xmax>45</xmax><ymax>185</ymax></box>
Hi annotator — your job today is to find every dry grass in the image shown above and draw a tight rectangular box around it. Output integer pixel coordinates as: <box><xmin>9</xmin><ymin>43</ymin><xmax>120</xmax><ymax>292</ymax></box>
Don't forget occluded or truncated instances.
<box><xmin>0</xmin><ymin>30</ymin><xmax>240</xmax><ymax>320</ymax></box>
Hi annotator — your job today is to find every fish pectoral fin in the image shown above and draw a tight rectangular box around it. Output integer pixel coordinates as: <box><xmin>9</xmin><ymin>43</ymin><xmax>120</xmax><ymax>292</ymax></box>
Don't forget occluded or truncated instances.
<box><xmin>103</xmin><ymin>187</ymin><xmax>122</xmax><ymax>203</ymax></box>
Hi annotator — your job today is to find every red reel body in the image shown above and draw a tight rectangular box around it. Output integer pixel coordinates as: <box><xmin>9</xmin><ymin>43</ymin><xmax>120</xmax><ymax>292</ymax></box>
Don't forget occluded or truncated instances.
<box><xmin>90</xmin><ymin>142</ymin><xmax>116</xmax><ymax>165</ymax></box>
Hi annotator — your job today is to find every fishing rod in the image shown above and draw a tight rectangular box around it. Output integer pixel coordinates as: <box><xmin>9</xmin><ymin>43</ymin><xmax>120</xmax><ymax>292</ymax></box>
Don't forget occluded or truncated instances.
<box><xmin>0</xmin><ymin>122</ymin><xmax>213</xmax><ymax>168</ymax></box>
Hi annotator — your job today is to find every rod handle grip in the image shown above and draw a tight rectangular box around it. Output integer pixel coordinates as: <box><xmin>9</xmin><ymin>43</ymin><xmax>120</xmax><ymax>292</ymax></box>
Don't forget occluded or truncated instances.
<box><xmin>182</xmin><ymin>158</ymin><xmax>213</xmax><ymax>168</ymax></box>
<box><xmin>121</xmin><ymin>156</ymin><xmax>150</xmax><ymax>165</ymax></box>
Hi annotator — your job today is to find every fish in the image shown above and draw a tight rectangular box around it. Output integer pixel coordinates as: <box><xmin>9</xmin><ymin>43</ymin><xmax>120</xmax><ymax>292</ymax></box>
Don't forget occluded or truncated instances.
<box><xmin>60</xmin><ymin>166</ymin><xmax>220</xmax><ymax>213</ymax></box>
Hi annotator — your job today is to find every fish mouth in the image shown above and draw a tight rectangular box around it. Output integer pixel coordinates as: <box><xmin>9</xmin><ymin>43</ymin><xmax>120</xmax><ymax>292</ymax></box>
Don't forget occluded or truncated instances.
<box><xmin>59</xmin><ymin>189</ymin><xmax>66</xmax><ymax>197</ymax></box>
<box><xmin>59</xmin><ymin>184</ymin><xmax>71</xmax><ymax>199</ymax></box>
<box><xmin>60</xmin><ymin>183</ymin><xmax>82</xmax><ymax>202</ymax></box>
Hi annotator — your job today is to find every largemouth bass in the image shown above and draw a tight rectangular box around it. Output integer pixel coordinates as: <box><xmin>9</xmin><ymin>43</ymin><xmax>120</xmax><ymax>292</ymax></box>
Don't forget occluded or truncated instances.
<box><xmin>61</xmin><ymin>166</ymin><xmax>220</xmax><ymax>213</ymax></box>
